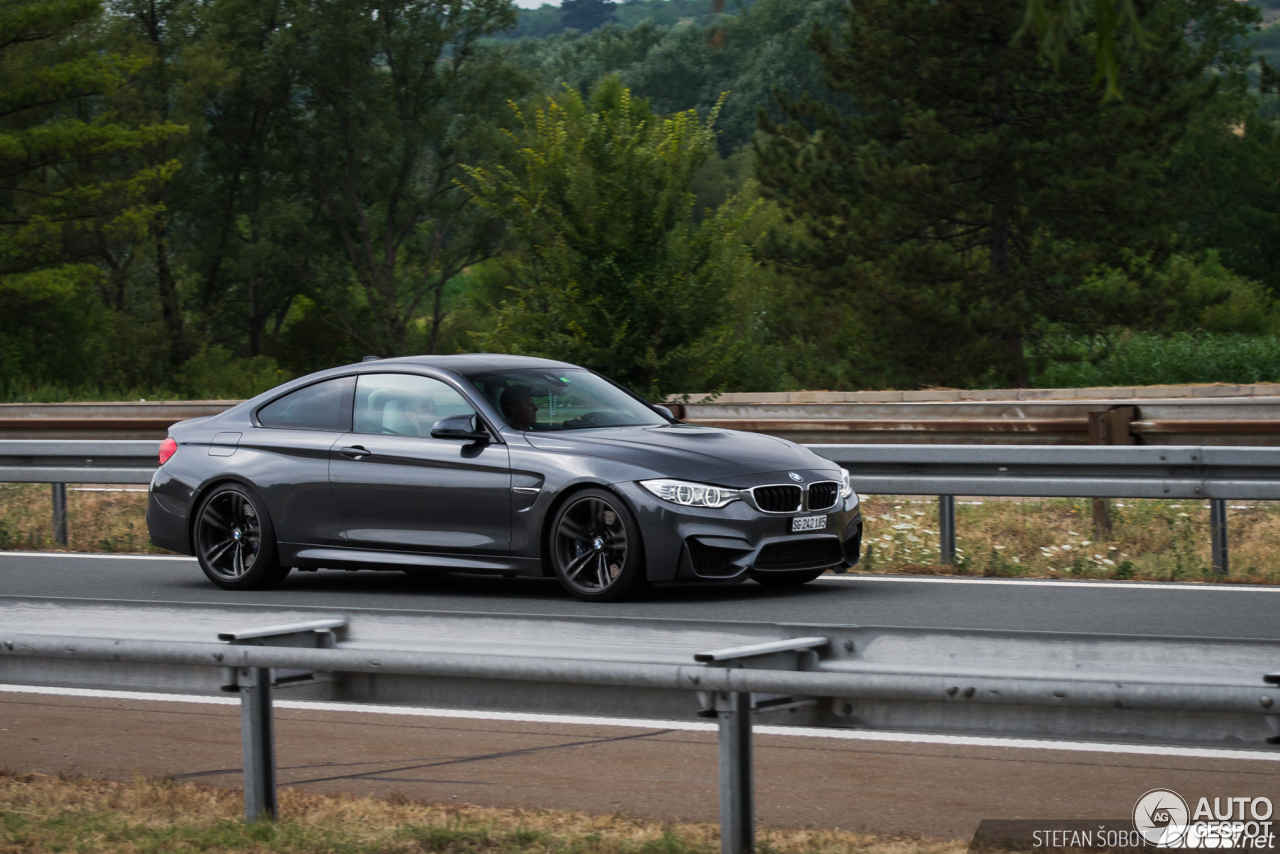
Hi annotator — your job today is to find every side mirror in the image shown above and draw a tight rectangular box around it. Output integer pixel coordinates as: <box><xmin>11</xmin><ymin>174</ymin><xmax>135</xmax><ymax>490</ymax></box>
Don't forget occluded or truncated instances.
<box><xmin>431</xmin><ymin>414</ymin><xmax>489</xmax><ymax>443</ymax></box>
<box><xmin>653</xmin><ymin>404</ymin><xmax>677</xmax><ymax>421</ymax></box>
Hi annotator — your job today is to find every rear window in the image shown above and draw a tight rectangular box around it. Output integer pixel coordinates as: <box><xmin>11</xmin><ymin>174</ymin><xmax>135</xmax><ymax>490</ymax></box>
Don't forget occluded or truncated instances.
<box><xmin>257</xmin><ymin>376</ymin><xmax>355</xmax><ymax>431</ymax></box>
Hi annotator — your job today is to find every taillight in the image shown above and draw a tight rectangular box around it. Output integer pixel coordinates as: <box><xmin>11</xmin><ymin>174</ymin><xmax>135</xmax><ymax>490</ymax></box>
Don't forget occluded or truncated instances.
<box><xmin>158</xmin><ymin>437</ymin><xmax>178</xmax><ymax>465</ymax></box>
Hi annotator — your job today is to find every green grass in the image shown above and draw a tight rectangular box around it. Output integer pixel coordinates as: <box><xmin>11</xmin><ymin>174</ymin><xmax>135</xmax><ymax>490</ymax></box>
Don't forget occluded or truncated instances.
<box><xmin>1032</xmin><ymin>332</ymin><xmax>1280</xmax><ymax>388</ymax></box>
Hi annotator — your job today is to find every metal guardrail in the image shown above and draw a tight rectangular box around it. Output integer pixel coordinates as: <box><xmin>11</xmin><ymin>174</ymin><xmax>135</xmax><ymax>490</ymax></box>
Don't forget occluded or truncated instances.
<box><xmin>816</xmin><ymin>444</ymin><xmax>1280</xmax><ymax>574</ymax></box>
<box><xmin>0</xmin><ymin>441</ymin><xmax>159</xmax><ymax>545</ymax></box>
<box><xmin>0</xmin><ymin>440</ymin><xmax>158</xmax><ymax>484</ymax></box>
<box><xmin>2</xmin><ymin>597</ymin><xmax>1279</xmax><ymax>847</ymax></box>
<box><xmin>6</xmin><ymin>397</ymin><xmax>1280</xmax><ymax>445</ymax></box>
<box><xmin>817</xmin><ymin>444</ymin><xmax>1280</xmax><ymax>499</ymax></box>
<box><xmin>0</xmin><ymin>440</ymin><xmax>1274</xmax><ymax>572</ymax></box>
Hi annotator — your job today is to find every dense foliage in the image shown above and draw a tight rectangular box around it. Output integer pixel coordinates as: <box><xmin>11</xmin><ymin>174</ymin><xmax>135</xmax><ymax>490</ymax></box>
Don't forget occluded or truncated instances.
<box><xmin>756</xmin><ymin>0</ymin><xmax>1258</xmax><ymax>389</ymax></box>
<box><xmin>2</xmin><ymin>0</ymin><xmax>1280</xmax><ymax>400</ymax></box>
<box><xmin>460</xmin><ymin>80</ymin><xmax>763</xmax><ymax>398</ymax></box>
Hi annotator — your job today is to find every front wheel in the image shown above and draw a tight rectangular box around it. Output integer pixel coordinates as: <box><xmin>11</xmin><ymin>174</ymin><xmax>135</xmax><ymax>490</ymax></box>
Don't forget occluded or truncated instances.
<box><xmin>749</xmin><ymin>569</ymin><xmax>825</xmax><ymax>586</ymax></box>
<box><xmin>193</xmin><ymin>483</ymin><xmax>290</xmax><ymax>590</ymax></box>
<box><xmin>549</xmin><ymin>488</ymin><xmax>646</xmax><ymax>602</ymax></box>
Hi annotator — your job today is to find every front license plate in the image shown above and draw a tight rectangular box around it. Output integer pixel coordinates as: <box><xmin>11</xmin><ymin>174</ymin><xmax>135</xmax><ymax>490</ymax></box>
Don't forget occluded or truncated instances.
<box><xmin>791</xmin><ymin>515</ymin><xmax>827</xmax><ymax>532</ymax></box>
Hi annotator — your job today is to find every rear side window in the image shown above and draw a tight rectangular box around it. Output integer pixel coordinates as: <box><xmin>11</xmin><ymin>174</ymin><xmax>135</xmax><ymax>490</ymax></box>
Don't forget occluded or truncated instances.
<box><xmin>257</xmin><ymin>376</ymin><xmax>354</xmax><ymax>431</ymax></box>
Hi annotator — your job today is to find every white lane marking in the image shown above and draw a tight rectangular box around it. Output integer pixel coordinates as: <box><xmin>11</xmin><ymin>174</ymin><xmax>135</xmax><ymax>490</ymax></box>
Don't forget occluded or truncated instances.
<box><xmin>2</xmin><ymin>683</ymin><xmax>1277</xmax><ymax>762</ymax></box>
<box><xmin>822</xmin><ymin>574</ymin><xmax>1280</xmax><ymax>593</ymax></box>
<box><xmin>72</xmin><ymin>488</ymin><xmax>147</xmax><ymax>493</ymax></box>
<box><xmin>0</xmin><ymin>551</ymin><xmax>194</xmax><ymax>561</ymax></box>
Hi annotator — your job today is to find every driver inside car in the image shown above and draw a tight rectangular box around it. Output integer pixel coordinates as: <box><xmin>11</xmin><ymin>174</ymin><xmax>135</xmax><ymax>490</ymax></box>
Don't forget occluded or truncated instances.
<box><xmin>500</xmin><ymin>384</ymin><xmax>538</xmax><ymax>431</ymax></box>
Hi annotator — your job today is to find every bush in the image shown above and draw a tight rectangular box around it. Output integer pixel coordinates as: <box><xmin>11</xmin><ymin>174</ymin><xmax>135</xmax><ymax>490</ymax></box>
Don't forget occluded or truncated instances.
<box><xmin>174</xmin><ymin>347</ymin><xmax>292</xmax><ymax>400</ymax></box>
<box><xmin>1033</xmin><ymin>332</ymin><xmax>1280</xmax><ymax>387</ymax></box>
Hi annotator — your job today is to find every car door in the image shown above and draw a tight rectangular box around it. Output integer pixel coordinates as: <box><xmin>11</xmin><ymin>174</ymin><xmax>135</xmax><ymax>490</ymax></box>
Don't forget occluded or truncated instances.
<box><xmin>328</xmin><ymin>372</ymin><xmax>512</xmax><ymax>554</ymax></box>
<box><xmin>247</xmin><ymin>375</ymin><xmax>355</xmax><ymax>546</ymax></box>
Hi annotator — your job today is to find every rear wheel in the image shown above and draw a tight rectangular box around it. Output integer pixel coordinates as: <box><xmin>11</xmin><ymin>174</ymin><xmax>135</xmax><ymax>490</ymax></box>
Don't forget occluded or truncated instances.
<box><xmin>549</xmin><ymin>488</ymin><xmax>646</xmax><ymax>602</ymax></box>
<box><xmin>193</xmin><ymin>483</ymin><xmax>290</xmax><ymax>590</ymax></box>
<box><xmin>749</xmin><ymin>569</ymin><xmax>825</xmax><ymax>586</ymax></box>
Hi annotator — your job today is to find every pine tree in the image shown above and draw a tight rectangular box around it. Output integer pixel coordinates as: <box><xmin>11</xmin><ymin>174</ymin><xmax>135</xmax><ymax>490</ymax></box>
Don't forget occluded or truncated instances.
<box><xmin>0</xmin><ymin>0</ymin><xmax>185</xmax><ymax>389</ymax></box>
<box><xmin>755</xmin><ymin>0</ymin><xmax>1255</xmax><ymax>388</ymax></box>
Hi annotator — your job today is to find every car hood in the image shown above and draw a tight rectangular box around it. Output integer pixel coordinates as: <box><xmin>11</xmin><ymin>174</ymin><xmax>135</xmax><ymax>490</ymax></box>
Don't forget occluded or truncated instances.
<box><xmin>523</xmin><ymin>425</ymin><xmax>837</xmax><ymax>482</ymax></box>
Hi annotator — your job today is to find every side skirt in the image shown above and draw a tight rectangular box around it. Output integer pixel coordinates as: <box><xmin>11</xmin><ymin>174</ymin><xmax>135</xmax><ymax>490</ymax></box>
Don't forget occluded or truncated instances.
<box><xmin>278</xmin><ymin>544</ymin><xmax>547</xmax><ymax>577</ymax></box>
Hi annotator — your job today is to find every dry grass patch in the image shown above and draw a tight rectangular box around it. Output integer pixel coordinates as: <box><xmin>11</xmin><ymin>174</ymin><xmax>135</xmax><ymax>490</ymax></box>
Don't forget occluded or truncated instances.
<box><xmin>0</xmin><ymin>771</ymin><xmax>965</xmax><ymax>854</ymax></box>
<box><xmin>858</xmin><ymin>495</ymin><xmax>1280</xmax><ymax>584</ymax></box>
<box><xmin>0</xmin><ymin>483</ymin><xmax>167</xmax><ymax>553</ymax></box>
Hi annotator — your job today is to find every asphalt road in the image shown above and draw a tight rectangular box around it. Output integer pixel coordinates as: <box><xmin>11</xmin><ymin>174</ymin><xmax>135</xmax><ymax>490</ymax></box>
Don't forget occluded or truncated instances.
<box><xmin>1</xmin><ymin>552</ymin><xmax>1278</xmax><ymax>639</ymax></box>
<box><xmin>7</xmin><ymin>690</ymin><xmax>1280</xmax><ymax>838</ymax></box>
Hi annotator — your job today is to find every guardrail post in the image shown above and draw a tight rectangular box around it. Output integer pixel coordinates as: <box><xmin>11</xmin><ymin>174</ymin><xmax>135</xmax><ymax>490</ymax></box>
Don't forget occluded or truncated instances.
<box><xmin>239</xmin><ymin>666</ymin><xmax>277</xmax><ymax>822</ymax></box>
<box><xmin>717</xmin><ymin>690</ymin><xmax>753</xmax><ymax>854</ymax></box>
<box><xmin>51</xmin><ymin>483</ymin><xmax>67</xmax><ymax>546</ymax></box>
<box><xmin>219</xmin><ymin>618</ymin><xmax>345</xmax><ymax>823</ymax></box>
<box><xmin>1210</xmin><ymin>499</ymin><xmax>1229</xmax><ymax>576</ymax></box>
<box><xmin>938</xmin><ymin>495</ymin><xmax>956</xmax><ymax>565</ymax></box>
<box><xmin>695</xmin><ymin>638</ymin><xmax>827</xmax><ymax>854</ymax></box>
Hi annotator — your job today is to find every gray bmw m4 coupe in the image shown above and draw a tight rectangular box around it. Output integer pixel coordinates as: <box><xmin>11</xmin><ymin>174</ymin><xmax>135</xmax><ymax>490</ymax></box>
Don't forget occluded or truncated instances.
<box><xmin>146</xmin><ymin>354</ymin><xmax>863</xmax><ymax>601</ymax></box>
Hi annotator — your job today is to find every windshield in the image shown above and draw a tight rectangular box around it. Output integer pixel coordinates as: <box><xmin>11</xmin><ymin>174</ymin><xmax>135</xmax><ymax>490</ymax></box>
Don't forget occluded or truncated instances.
<box><xmin>465</xmin><ymin>369</ymin><xmax>669</xmax><ymax>432</ymax></box>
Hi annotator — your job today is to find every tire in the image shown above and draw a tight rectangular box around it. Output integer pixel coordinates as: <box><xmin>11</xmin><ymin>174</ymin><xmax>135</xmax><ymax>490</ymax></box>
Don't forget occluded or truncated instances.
<box><xmin>548</xmin><ymin>488</ymin><xmax>647</xmax><ymax>602</ymax></box>
<box><xmin>193</xmin><ymin>483</ymin><xmax>291</xmax><ymax>590</ymax></box>
<box><xmin>749</xmin><ymin>569</ymin><xmax>825</xmax><ymax>586</ymax></box>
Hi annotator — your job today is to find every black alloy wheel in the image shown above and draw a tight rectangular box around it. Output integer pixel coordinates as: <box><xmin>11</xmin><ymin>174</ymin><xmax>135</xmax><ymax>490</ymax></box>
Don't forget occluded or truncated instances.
<box><xmin>550</xmin><ymin>489</ymin><xmax>646</xmax><ymax>602</ymax></box>
<box><xmin>193</xmin><ymin>483</ymin><xmax>290</xmax><ymax>590</ymax></box>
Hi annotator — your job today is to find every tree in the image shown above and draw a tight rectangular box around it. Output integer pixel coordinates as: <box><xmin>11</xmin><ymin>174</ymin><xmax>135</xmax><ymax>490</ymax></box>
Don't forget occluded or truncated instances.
<box><xmin>272</xmin><ymin>0</ymin><xmax>527</xmax><ymax>357</ymax></box>
<box><xmin>98</xmin><ymin>0</ymin><xmax>222</xmax><ymax>367</ymax></box>
<box><xmin>560</xmin><ymin>0</ymin><xmax>615</xmax><ymax>33</ymax></box>
<box><xmin>508</xmin><ymin>0</ymin><xmax>845</xmax><ymax>154</ymax></box>
<box><xmin>755</xmin><ymin>0</ymin><xmax>1255</xmax><ymax>389</ymax></box>
<box><xmin>460</xmin><ymin>78</ymin><xmax>761</xmax><ymax>398</ymax></box>
<box><xmin>0</xmin><ymin>0</ymin><xmax>184</xmax><ymax>390</ymax></box>
<box><xmin>176</xmin><ymin>0</ymin><xmax>327</xmax><ymax>360</ymax></box>
<box><xmin>1173</xmin><ymin>81</ymin><xmax>1280</xmax><ymax>301</ymax></box>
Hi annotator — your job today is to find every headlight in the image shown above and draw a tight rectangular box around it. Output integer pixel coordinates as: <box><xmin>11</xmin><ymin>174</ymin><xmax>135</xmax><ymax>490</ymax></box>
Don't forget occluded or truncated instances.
<box><xmin>640</xmin><ymin>479</ymin><xmax>741</xmax><ymax>509</ymax></box>
<box><xmin>840</xmin><ymin>469</ymin><xmax>854</xmax><ymax>499</ymax></box>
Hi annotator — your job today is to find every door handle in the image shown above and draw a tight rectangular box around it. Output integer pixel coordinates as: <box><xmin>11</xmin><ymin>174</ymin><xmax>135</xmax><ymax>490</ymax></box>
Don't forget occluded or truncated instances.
<box><xmin>339</xmin><ymin>446</ymin><xmax>370</xmax><ymax>460</ymax></box>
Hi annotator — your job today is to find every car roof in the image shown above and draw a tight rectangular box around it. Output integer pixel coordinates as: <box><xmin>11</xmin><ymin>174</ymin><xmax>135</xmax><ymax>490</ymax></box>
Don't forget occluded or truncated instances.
<box><xmin>365</xmin><ymin>354</ymin><xmax>578</xmax><ymax>373</ymax></box>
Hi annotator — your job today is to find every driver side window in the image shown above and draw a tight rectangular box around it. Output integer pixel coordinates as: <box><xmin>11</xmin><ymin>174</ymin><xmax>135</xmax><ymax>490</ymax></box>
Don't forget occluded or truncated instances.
<box><xmin>353</xmin><ymin>374</ymin><xmax>476</xmax><ymax>438</ymax></box>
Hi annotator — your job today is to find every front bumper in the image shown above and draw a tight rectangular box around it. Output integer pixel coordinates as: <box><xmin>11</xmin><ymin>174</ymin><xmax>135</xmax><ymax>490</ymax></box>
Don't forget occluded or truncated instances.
<box><xmin>614</xmin><ymin>481</ymin><xmax>862</xmax><ymax>584</ymax></box>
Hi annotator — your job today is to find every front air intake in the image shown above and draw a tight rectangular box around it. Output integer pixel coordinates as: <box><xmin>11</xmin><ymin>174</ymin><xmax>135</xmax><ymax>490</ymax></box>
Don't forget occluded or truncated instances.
<box><xmin>755</xmin><ymin>538</ymin><xmax>844</xmax><ymax>570</ymax></box>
